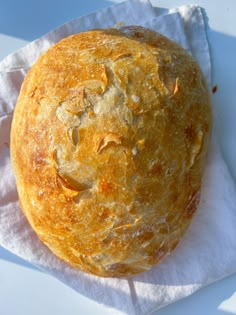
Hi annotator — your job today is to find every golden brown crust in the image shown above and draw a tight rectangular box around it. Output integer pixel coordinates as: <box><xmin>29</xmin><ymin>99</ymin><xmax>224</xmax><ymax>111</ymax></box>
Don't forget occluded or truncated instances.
<box><xmin>10</xmin><ymin>26</ymin><xmax>211</xmax><ymax>277</ymax></box>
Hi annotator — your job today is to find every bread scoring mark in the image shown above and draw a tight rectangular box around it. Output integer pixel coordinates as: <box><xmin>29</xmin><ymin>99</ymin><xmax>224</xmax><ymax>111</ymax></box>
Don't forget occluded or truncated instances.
<box><xmin>94</xmin><ymin>132</ymin><xmax>122</xmax><ymax>154</ymax></box>
<box><xmin>123</xmin><ymin>108</ymin><xmax>133</xmax><ymax>125</ymax></box>
<box><xmin>74</xmin><ymin>189</ymin><xmax>93</xmax><ymax>205</ymax></box>
<box><xmin>55</xmin><ymin>89</ymin><xmax>96</xmax><ymax>146</ymax></box>
<box><xmin>185</xmin><ymin>126</ymin><xmax>204</xmax><ymax>167</ymax></box>
<box><xmin>71</xmin><ymin>63</ymin><xmax>108</xmax><ymax>95</ymax></box>
<box><xmin>56</xmin><ymin>104</ymin><xmax>81</xmax><ymax>127</ymax></box>
<box><xmin>173</xmin><ymin>77</ymin><xmax>179</xmax><ymax>95</ymax></box>
<box><xmin>56</xmin><ymin>173</ymin><xmax>93</xmax><ymax>198</ymax></box>
<box><xmin>112</xmin><ymin>52</ymin><xmax>133</xmax><ymax>61</ymax></box>
<box><xmin>184</xmin><ymin>188</ymin><xmax>200</xmax><ymax>219</ymax></box>
<box><xmin>189</xmin><ymin>130</ymin><xmax>204</xmax><ymax>167</ymax></box>
<box><xmin>51</xmin><ymin>148</ymin><xmax>58</xmax><ymax>166</ymax></box>
<box><xmin>52</xmin><ymin>145</ymin><xmax>95</xmax><ymax>202</ymax></box>
<box><xmin>29</xmin><ymin>86</ymin><xmax>45</xmax><ymax>106</ymax></box>
<box><xmin>61</xmin><ymin>89</ymin><xmax>87</xmax><ymax>114</ymax></box>
<box><xmin>158</xmin><ymin>65</ymin><xmax>177</xmax><ymax>95</ymax></box>
<box><xmin>67</xmin><ymin>127</ymin><xmax>79</xmax><ymax>146</ymax></box>
<box><xmin>81</xmin><ymin>79</ymin><xmax>106</xmax><ymax>95</ymax></box>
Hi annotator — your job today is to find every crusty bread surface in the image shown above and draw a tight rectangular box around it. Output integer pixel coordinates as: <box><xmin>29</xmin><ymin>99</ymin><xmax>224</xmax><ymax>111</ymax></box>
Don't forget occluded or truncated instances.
<box><xmin>10</xmin><ymin>26</ymin><xmax>211</xmax><ymax>277</ymax></box>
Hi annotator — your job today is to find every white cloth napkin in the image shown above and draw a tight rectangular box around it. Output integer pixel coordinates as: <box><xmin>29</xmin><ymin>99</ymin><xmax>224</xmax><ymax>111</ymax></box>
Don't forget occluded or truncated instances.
<box><xmin>1</xmin><ymin>1</ymin><xmax>236</xmax><ymax>314</ymax></box>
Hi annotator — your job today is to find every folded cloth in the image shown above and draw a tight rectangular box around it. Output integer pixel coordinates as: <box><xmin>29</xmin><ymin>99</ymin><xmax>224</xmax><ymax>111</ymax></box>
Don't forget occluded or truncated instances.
<box><xmin>1</xmin><ymin>1</ymin><xmax>236</xmax><ymax>315</ymax></box>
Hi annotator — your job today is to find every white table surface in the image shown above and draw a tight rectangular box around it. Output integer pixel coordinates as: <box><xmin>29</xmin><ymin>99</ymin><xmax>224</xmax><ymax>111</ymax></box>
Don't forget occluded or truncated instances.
<box><xmin>1</xmin><ymin>0</ymin><xmax>236</xmax><ymax>314</ymax></box>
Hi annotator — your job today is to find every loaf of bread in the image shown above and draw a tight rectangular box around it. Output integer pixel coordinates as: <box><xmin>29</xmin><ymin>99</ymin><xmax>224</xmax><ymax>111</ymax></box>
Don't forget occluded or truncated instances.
<box><xmin>10</xmin><ymin>26</ymin><xmax>211</xmax><ymax>277</ymax></box>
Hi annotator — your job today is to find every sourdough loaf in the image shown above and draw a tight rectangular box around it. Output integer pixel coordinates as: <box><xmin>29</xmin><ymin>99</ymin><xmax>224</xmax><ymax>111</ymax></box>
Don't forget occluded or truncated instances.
<box><xmin>10</xmin><ymin>26</ymin><xmax>211</xmax><ymax>277</ymax></box>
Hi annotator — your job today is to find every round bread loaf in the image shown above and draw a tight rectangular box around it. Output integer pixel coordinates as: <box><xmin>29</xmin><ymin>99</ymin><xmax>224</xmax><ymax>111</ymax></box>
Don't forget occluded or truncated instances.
<box><xmin>10</xmin><ymin>26</ymin><xmax>211</xmax><ymax>277</ymax></box>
